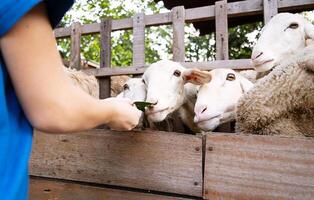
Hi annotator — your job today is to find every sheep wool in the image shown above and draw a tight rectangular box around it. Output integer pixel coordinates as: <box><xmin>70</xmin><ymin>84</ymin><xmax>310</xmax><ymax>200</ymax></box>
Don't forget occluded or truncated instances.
<box><xmin>236</xmin><ymin>46</ymin><xmax>314</xmax><ymax>136</ymax></box>
<box><xmin>64</xmin><ymin>67</ymin><xmax>99</xmax><ymax>98</ymax></box>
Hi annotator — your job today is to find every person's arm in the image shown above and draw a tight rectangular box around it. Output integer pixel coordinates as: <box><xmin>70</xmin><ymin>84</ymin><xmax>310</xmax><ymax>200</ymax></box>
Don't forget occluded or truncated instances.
<box><xmin>0</xmin><ymin>3</ymin><xmax>141</xmax><ymax>133</ymax></box>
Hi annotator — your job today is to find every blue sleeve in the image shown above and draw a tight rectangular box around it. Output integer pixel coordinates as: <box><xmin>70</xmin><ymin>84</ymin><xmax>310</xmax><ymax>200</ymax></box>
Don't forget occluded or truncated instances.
<box><xmin>0</xmin><ymin>0</ymin><xmax>74</xmax><ymax>37</ymax></box>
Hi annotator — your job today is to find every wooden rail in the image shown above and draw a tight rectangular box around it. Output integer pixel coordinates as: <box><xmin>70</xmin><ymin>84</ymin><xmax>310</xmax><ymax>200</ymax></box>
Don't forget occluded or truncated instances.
<box><xmin>30</xmin><ymin>130</ymin><xmax>203</xmax><ymax>197</ymax></box>
<box><xmin>30</xmin><ymin>178</ymin><xmax>192</xmax><ymax>200</ymax></box>
<box><xmin>54</xmin><ymin>0</ymin><xmax>314</xmax><ymax>37</ymax></box>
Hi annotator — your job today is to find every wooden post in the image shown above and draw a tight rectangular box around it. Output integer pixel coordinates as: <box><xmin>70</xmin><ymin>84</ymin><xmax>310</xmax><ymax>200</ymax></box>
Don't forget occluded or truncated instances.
<box><xmin>172</xmin><ymin>6</ymin><xmax>185</xmax><ymax>62</ymax></box>
<box><xmin>99</xmin><ymin>19</ymin><xmax>112</xmax><ymax>99</ymax></box>
<box><xmin>70</xmin><ymin>22</ymin><xmax>81</xmax><ymax>70</ymax></box>
<box><xmin>215</xmin><ymin>0</ymin><xmax>229</xmax><ymax>60</ymax></box>
<box><xmin>133</xmin><ymin>13</ymin><xmax>145</xmax><ymax>67</ymax></box>
<box><xmin>215</xmin><ymin>0</ymin><xmax>232</xmax><ymax>132</ymax></box>
<box><xmin>263</xmin><ymin>0</ymin><xmax>278</xmax><ymax>24</ymax></box>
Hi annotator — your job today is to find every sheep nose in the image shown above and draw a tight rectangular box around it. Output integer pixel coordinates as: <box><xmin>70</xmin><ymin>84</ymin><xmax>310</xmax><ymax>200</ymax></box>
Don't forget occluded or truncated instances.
<box><xmin>251</xmin><ymin>50</ymin><xmax>264</xmax><ymax>60</ymax></box>
<box><xmin>194</xmin><ymin>105</ymin><xmax>208</xmax><ymax>122</ymax></box>
<box><xmin>201</xmin><ymin>106</ymin><xmax>207</xmax><ymax>114</ymax></box>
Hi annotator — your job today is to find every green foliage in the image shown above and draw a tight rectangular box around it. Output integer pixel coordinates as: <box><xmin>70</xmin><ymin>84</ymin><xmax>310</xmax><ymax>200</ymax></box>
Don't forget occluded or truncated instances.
<box><xmin>111</xmin><ymin>30</ymin><xmax>133</xmax><ymax>67</ymax></box>
<box><xmin>58</xmin><ymin>0</ymin><xmax>263</xmax><ymax>66</ymax></box>
<box><xmin>229</xmin><ymin>22</ymin><xmax>262</xmax><ymax>59</ymax></box>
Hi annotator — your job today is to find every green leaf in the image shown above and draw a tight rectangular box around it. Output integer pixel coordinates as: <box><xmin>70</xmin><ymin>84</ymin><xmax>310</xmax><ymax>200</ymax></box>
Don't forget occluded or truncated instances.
<box><xmin>133</xmin><ymin>101</ymin><xmax>157</xmax><ymax>112</ymax></box>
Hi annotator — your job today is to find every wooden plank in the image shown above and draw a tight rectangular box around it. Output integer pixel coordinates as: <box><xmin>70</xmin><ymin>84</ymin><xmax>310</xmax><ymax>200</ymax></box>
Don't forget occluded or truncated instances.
<box><xmin>215</xmin><ymin>0</ymin><xmax>229</xmax><ymax>60</ymax></box>
<box><xmin>99</xmin><ymin>19</ymin><xmax>112</xmax><ymax>99</ymax></box>
<box><xmin>53</xmin><ymin>0</ymin><xmax>314</xmax><ymax>38</ymax></box>
<box><xmin>82</xmin><ymin>59</ymin><xmax>252</xmax><ymax>77</ymax></box>
<box><xmin>30</xmin><ymin>178</ymin><xmax>191</xmax><ymax>200</ymax></box>
<box><xmin>30</xmin><ymin>130</ymin><xmax>203</xmax><ymax>197</ymax></box>
<box><xmin>263</xmin><ymin>0</ymin><xmax>278</xmax><ymax>23</ymax></box>
<box><xmin>172</xmin><ymin>6</ymin><xmax>185</xmax><ymax>62</ymax></box>
<box><xmin>69</xmin><ymin>22</ymin><xmax>81</xmax><ymax>70</ymax></box>
<box><xmin>204</xmin><ymin>134</ymin><xmax>314</xmax><ymax>200</ymax></box>
<box><xmin>133</xmin><ymin>13</ymin><xmax>146</xmax><ymax>67</ymax></box>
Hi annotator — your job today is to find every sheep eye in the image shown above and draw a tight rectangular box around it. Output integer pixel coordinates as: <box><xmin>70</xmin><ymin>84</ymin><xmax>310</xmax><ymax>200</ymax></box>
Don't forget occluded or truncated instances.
<box><xmin>123</xmin><ymin>84</ymin><xmax>129</xmax><ymax>90</ymax></box>
<box><xmin>288</xmin><ymin>23</ymin><xmax>299</xmax><ymax>29</ymax></box>
<box><xmin>226</xmin><ymin>73</ymin><xmax>236</xmax><ymax>81</ymax></box>
<box><xmin>173</xmin><ymin>70</ymin><xmax>181</xmax><ymax>77</ymax></box>
<box><xmin>142</xmin><ymin>79</ymin><xmax>146</xmax><ymax>84</ymax></box>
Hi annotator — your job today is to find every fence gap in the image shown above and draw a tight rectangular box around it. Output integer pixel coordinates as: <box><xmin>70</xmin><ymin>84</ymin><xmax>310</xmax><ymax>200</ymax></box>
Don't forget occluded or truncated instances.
<box><xmin>172</xmin><ymin>6</ymin><xmax>185</xmax><ymax>62</ymax></box>
<box><xmin>263</xmin><ymin>0</ymin><xmax>278</xmax><ymax>24</ymax></box>
<box><xmin>70</xmin><ymin>22</ymin><xmax>81</xmax><ymax>70</ymax></box>
<box><xmin>215</xmin><ymin>0</ymin><xmax>229</xmax><ymax>60</ymax></box>
<box><xmin>99</xmin><ymin>19</ymin><xmax>112</xmax><ymax>99</ymax></box>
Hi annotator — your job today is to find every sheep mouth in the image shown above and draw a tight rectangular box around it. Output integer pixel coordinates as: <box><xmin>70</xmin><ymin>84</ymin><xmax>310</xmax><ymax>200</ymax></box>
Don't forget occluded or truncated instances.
<box><xmin>252</xmin><ymin>58</ymin><xmax>274</xmax><ymax>66</ymax></box>
<box><xmin>146</xmin><ymin>107</ymin><xmax>169</xmax><ymax>115</ymax></box>
<box><xmin>253</xmin><ymin>59</ymin><xmax>276</xmax><ymax>72</ymax></box>
<box><xmin>195</xmin><ymin>114</ymin><xmax>221</xmax><ymax>124</ymax></box>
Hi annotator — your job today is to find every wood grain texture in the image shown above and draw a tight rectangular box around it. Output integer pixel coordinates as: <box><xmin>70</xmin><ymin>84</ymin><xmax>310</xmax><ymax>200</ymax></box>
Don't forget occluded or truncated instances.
<box><xmin>133</xmin><ymin>13</ymin><xmax>145</xmax><ymax>67</ymax></box>
<box><xmin>30</xmin><ymin>130</ymin><xmax>203</xmax><ymax>197</ymax></box>
<box><xmin>30</xmin><ymin>178</ymin><xmax>191</xmax><ymax>200</ymax></box>
<box><xmin>215</xmin><ymin>0</ymin><xmax>229</xmax><ymax>60</ymax></box>
<box><xmin>99</xmin><ymin>19</ymin><xmax>112</xmax><ymax>98</ymax></box>
<box><xmin>82</xmin><ymin>59</ymin><xmax>253</xmax><ymax>77</ymax></box>
<box><xmin>204</xmin><ymin>134</ymin><xmax>314</xmax><ymax>200</ymax></box>
<box><xmin>69</xmin><ymin>22</ymin><xmax>81</xmax><ymax>70</ymax></box>
<box><xmin>53</xmin><ymin>0</ymin><xmax>314</xmax><ymax>38</ymax></box>
<box><xmin>172</xmin><ymin>6</ymin><xmax>185</xmax><ymax>62</ymax></box>
<box><xmin>263</xmin><ymin>0</ymin><xmax>278</xmax><ymax>23</ymax></box>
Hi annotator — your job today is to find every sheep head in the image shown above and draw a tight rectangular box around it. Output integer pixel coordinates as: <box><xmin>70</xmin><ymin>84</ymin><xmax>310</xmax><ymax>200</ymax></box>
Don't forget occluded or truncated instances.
<box><xmin>251</xmin><ymin>13</ymin><xmax>314</xmax><ymax>72</ymax></box>
<box><xmin>193</xmin><ymin>69</ymin><xmax>254</xmax><ymax>131</ymax></box>
<box><xmin>142</xmin><ymin>60</ymin><xmax>211</xmax><ymax>122</ymax></box>
<box><xmin>116</xmin><ymin>78</ymin><xmax>146</xmax><ymax>102</ymax></box>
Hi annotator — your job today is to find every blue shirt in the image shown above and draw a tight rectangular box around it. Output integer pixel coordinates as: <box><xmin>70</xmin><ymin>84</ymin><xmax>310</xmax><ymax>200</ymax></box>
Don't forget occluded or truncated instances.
<box><xmin>0</xmin><ymin>0</ymin><xmax>73</xmax><ymax>199</ymax></box>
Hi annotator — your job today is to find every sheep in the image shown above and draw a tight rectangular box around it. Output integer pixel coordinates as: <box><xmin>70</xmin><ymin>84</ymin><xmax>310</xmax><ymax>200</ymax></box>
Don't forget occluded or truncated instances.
<box><xmin>142</xmin><ymin>60</ymin><xmax>212</xmax><ymax>133</ymax></box>
<box><xmin>192</xmin><ymin>68</ymin><xmax>254</xmax><ymax>132</ymax></box>
<box><xmin>111</xmin><ymin>75</ymin><xmax>131</xmax><ymax>97</ymax></box>
<box><xmin>236</xmin><ymin>13</ymin><xmax>314</xmax><ymax>136</ymax></box>
<box><xmin>64</xmin><ymin>67</ymin><xmax>99</xmax><ymax>98</ymax></box>
<box><xmin>116</xmin><ymin>77</ymin><xmax>183</xmax><ymax>132</ymax></box>
<box><xmin>116</xmin><ymin>78</ymin><xmax>146</xmax><ymax>101</ymax></box>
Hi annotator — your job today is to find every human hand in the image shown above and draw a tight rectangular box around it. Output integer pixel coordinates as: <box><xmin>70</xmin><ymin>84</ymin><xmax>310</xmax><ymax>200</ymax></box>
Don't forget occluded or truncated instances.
<box><xmin>103</xmin><ymin>97</ymin><xmax>141</xmax><ymax>131</ymax></box>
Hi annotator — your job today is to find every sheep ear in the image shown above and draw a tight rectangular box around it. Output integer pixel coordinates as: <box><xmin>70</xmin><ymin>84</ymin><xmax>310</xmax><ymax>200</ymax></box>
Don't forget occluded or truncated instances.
<box><xmin>239</xmin><ymin>75</ymin><xmax>254</xmax><ymax>93</ymax></box>
<box><xmin>183</xmin><ymin>69</ymin><xmax>212</xmax><ymax>85</ymax></box>
<box><xmin>304</xmin><ymin>21</ymin><xmax>314</xmax><ymax>40</ymax></box>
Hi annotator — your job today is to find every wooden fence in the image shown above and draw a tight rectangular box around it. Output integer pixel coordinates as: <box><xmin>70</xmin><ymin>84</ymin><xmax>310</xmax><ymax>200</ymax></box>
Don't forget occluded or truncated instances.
<box><xmin>30</xmin><ymin>0</ymin><xmax>314</xmax><ymax>199</ymax></box>
<box><xmin>54</xmin><ymin>0</ymin><xmax>314</xmax><ymax>99</ymax></box>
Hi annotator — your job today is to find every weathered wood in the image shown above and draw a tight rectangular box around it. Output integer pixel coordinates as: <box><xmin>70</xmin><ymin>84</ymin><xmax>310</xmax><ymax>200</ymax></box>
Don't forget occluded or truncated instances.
<box><xmin>30</xmin><ymin>130</ymin><xmax>203</xmax><ymax>197</ymax></box>
<box><xmin>69</xmin><ymin>22</ymin><xmax>81</xmax><ymax>70</ymax></box>
<box><xmin>172</xmin><ymin>6</ymin><xmax>185</xmax><ymax>62</ymax></box>
<box><xmin>204</xmin><ymin>134</ymin><xmax>314</xmax><ymax>200</ymax></box>
<box><xmin>99</xmin><ymin>19</ymin><xmax>112</xmax><ymax>99</ymax></box>
<box><xmin>133</xmin><ymin>13</ymin><xmax>146</xmax><ymax>67</ymax></box>
<box><xmin>54</xmin><ymin>0</ymin><xmax>314</xmax><ymax>38</ymax></box>
<box><xmin>215</xmin><ymin>0</ymin><xmax>229</xmax><ymax>60</ymax></box>
<box><xmin>30</xmin><ymin>178</ymin><xmax>191</xmax><ymax>200</ymax></box>
<box><xmin>82</xmin><ymin>59</ymin><xmax>253</xmax><ymax>77</ymax></box>
<box><xmin>263</xmin><ymin>0</ymin><xmax>278</xmax><ymax>23</ymax></box>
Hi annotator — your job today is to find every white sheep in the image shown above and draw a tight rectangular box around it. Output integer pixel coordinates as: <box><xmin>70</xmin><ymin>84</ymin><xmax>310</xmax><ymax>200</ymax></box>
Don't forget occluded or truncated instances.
<box><xmin>116</xmin><ymin>78</ymin><xmax>146</xmax><ymax>101</ymax></box>
<box><xmin>64</xmin><ymin>67</ymin><xmax>99</xmax><ymax>98</ymax></box>
<box><xmin>236</xmin><ymin>13</ymin><xmax>314</xmax><ymax>136</ymax></box>
<box><xmin>116</xmin><ymin>77</ymin><xmax>182</xmax><ymax>132</ymax></box>
<box><xmin>193</xmin><ymin>68</ymin><xmax>254</xmax><ymax>132</ymax></box>
<box><xmin>142</xmin><ymin>60</ymin><xmax>211</xmax><ymax>133</ymax></box>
